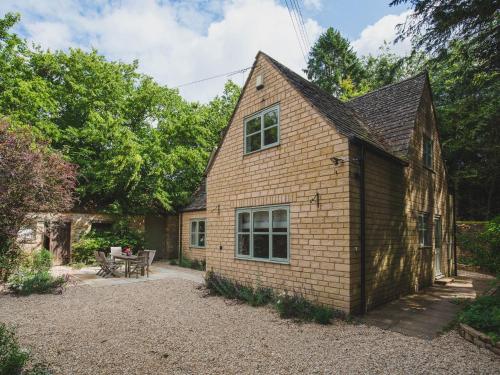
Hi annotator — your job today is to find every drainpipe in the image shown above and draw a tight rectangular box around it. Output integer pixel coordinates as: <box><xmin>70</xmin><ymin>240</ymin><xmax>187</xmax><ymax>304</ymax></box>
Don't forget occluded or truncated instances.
<box><xmin>178</xmin><ymin>213</ymin><xmax>183</xmax><ymax>263</ymax></box>
<box><xmin>359</xmin><ymin>143</ymin><xmax>366</xmax><ymax>315</ymax></box>
<box><xmin>452</xmin><ymin>192</ymin><xmax>458</xmax><ymax>277</ymax></box>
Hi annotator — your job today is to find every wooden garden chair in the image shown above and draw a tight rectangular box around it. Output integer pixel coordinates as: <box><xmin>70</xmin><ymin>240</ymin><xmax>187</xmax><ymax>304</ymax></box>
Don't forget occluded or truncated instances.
<box><xmin>129</xmin><ymin>250</ymin><xmax>155</xmax><ymax>278</ymax></box>
<box><xmin>95</xmin><ymin>251</ymin><xmax>120</xmax><ymax>278</ymax></box>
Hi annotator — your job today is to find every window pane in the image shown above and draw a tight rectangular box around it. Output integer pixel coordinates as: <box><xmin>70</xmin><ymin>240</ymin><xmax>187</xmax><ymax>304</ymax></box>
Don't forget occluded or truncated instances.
<box><xmin>246</xmin><ymin>133</ymin><xmax>261</xmax><ymax>153</ymax></box>
<box><xmin>198</xmin><ymin>233</ymin><xmax>205</xmax><ymax>247</ymax></box>
<box><xmin>198</xmin><ymin>220</ymin><xmax>205</xmax><ymax>233</ymax></box>
<box><xmin>253</xmin><ymin>234</ymin><xmax>269</xmax><ymax>258</ymax></box>
<box><xmin>238</xmin><ymin>234</ymin><xmax>250</xmax><ymax>256</ymax></box>
<box><xmin>246</xmin><ymin>117</ymin><xmax>261</xmax><ymax>134</ymax></box>
<box><xmin>272</xmin><ymin>209</ymin><xmax>287</xmax><ymax>232</ymax></box>
<box><xmin>191</xmin><ymin>221</ymin><xmax>197</xmax><ymax>233</ymax></box>
<box><xmin>264</xmin><ymin>127</ymin><xmax>278</xmax><ymax>146</ymax></box>
<box><xmin>263</xmin><ymin>110</ymin><xmax>278</xmax><ymax>128</ymax></box>
<box><xmin>253</xmin><ymin>211</ymin><xmax>269</xmax><ymax>232</ymax></box>
<box><xmin>190</xmin><ymin>233</ymin><xmax>196</xmax><ymax>246</ymax></box>
<box><xmin>238</xmin><ymin>212</ymin><xmax>250</xmax><ymax>232</ymax></box>
<box><xmin>272</xmin><ymin>235</ymin><xmax>287</xmax><ymax>259</ymax></box>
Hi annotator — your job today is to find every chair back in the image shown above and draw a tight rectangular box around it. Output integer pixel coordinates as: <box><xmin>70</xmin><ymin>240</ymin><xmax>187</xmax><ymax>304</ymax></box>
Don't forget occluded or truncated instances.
<box><xmin>110</xmin><ymin>247</ymin><xmax>122</xmax><ymax>260</ymax></box>
<box><xmin>94</xmin><ymin>251</ymin><xmax>103</xmax><ymax>263</ymax></box>
<box><xmin>98</xmin><ymin>251</ymin><xmax>108</xmax><ymax>264</ymax></box>
<box><xmin>144</xmin><ymin>250</ymin><xmax>156</xmax><ymax>266</ymax></box>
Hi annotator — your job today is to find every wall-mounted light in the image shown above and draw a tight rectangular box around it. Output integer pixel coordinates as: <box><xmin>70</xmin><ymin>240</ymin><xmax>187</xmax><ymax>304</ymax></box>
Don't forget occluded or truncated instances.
<box><xmin>330</xmin><ymin>156</ymin><xmax>345</xmax><ymax>166</ymax></box>
<box><xmin>310</xmin><ymin>192</ymin><xmax>320</xmax><ymax>208</ymax></box>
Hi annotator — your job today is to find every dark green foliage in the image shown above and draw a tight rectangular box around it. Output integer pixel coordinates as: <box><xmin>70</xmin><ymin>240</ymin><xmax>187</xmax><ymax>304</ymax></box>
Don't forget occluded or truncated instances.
<box><xmin>304</xmin><ymin>27</ymin><xmax>364</xmax><ymax>97</ymax></box>
<box><xmin>72</xmin><ymin>218</ymin><xmax>145</xmax><ymax>264</ymax></box>
<box><xmin>0</xmin><ymin>323</ymin><xmax>28</xmax><ymax>375</ymax></box>
<box><xmin>7</xmin><ymin>248</ymin><xmax>66</xmax><ymax>296</ymax></box>
<box><xmin>7</xmin><ymin>270</ymin><xmax>66</xmax><ymax>296</ymax></box>
<box><xmin>459</xmin><ymin>294</ymin><xmax>500</xmax><ymax>343</ymax></box>
<box><xmin>457</xmin><ymin>218</ymin><xmax>500</xmax><ymax>274</ymax></box>
<box><xmin>275</xmin><ymin>292</ymin><xmax>343</xmax><ymax>325</ymax></box>
<box><xmin>205</xmin><ymin>272</ymin><xmax>342</xmax><ymax>322</ymax></box>
<box><xmin>0</xmin><ymin>14</ymin><xmax>241</xmax><ymax>215</ymax></box>
<box><xmin>0</xmin><ymin>323</ymin><xmax>52</xmax><ymax>375</ymax></box>
<box><xmin>205</xmin><ymin>271</ymin><xmax>274</xmax><ymax>307</ymax></box>
<box><xmin>178</xmin><ymin>257</ymin><xmax>207</xmax><ymax>271</ymax></box>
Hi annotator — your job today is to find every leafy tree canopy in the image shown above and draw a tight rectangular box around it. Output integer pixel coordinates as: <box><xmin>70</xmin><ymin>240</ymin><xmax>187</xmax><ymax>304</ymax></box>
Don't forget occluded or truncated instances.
<box><xmin>0</xmin><ymin>13</ymin><xmax>241</xmax><ymax>215</ymax></box>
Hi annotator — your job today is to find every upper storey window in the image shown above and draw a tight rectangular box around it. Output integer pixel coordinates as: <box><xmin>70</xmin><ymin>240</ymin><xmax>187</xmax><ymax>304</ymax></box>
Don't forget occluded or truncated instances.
<box><xmin>244</xmin><ymin>105</ymin><xmax>280</xmax><ymax>154</ymax></box>
<box><xmin>423</xmin><ymin>135</ymin><xmax>433</xmax><ymax>169</ymax></box>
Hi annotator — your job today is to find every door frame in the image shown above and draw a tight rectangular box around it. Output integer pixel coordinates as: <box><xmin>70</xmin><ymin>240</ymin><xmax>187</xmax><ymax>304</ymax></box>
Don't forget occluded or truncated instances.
<box><xmin>434</xmin><ymin>216</ymin><xmax>443</xmax><ymax>278</ymax></box>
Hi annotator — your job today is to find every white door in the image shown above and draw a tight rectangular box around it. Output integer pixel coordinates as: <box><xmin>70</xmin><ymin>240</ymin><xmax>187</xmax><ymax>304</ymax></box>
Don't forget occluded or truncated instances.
<box><xmin>434</xmin><ymin>217</ymin><xmax>443</xmax><ymax>277</ymax></box>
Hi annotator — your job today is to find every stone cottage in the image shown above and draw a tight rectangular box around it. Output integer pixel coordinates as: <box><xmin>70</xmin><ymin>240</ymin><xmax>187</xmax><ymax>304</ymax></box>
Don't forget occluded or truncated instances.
<box><xmin>181</xmin><ymin>51</ymin><xmax>455</xmax><ymax>314</ymax></box>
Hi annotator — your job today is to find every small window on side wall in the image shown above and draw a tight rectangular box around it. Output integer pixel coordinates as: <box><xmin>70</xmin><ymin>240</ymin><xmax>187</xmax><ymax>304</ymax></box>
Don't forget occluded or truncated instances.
<box><xmin>18</xmin><ymin>224</ymin><xmax>37</xmax><ymax>243</ymax></box>
<box><xmin>190</xmin><ymin>219</ymin><xmax>206</xmax><ymax>248</ymax></box>
<box><xmin>423</xmin><ymin>135</ymin><xmax>433</xmax><ymax>169</ymax></box>
<box><xmin>417</xmin><ymin>212</ymin><xmax>431</xmax><ymax>247</ymax></box>
<box><xmin>244</xmin><ymin>105</ymin><xmax>279</xmax><ymax>154</ymax></box>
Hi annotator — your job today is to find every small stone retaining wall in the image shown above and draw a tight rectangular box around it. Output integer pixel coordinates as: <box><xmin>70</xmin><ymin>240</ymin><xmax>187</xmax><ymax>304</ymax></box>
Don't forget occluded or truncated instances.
<box><xmin>459</xmin><ymin>323</ymin><xmax>500</xmax><ymax>355</ymax></box>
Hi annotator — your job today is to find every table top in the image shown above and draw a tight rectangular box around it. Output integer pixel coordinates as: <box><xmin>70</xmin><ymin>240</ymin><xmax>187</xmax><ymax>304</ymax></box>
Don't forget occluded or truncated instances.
<box><xmin>113</xmin><ymin>254</ymin><xmax>138</xmax><ymax>260</ymax></box>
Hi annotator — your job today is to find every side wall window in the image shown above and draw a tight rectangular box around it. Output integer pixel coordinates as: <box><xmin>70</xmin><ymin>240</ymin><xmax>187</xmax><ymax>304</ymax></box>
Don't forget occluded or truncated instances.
<box><xmin>236</xmin><ymin>205</ymin><xmax>289</xmax><ymax>262</ymax></box>
<box><xmin>423</xmin><ymin>135</ymin><xmax>433</xmax><ymax>169</ymax></box>
<box><xmin>417</xmin><ymin>213</ymin><xmax>431</xmax><ymax>247</ymax></box>
<box><xmin>190</xmin><ymin>219</ymin><xmax>206</xmax><ymax>248</ymax></box>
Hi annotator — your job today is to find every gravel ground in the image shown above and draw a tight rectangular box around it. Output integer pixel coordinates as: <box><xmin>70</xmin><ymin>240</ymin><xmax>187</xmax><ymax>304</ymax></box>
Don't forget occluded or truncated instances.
<box><xmin>0</xmin><ymin>277</ymin><xmax>498</xmax><ymax>375</ymax></box>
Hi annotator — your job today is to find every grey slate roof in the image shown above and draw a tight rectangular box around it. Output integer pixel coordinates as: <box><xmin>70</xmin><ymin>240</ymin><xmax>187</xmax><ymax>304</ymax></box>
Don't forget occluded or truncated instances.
<box><xmin>347</xmin><ymin>72</ymin><xmax>428</xmax><ymax>157</ymax></box>
<box><xmin>181</xmin><ymin>178</ymin><xmax>206</xmax><ymax>212</ymax></box>
<box><xmin>263</xmin><ymin>53</ymin><xmax>390</xmax><ymax>153</ymax></box>
<box><xmin>184</xmin><ymin>53</ymin><xmax>428</xmax><ymax>211</ymax></box>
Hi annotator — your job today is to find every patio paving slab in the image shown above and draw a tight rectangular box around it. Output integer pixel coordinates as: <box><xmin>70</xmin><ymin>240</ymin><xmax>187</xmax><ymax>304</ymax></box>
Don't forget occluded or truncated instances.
<box><xmin>362</xmin><ymin>270</ymin><xmax>495</xmax><ymax>340</ymax></box>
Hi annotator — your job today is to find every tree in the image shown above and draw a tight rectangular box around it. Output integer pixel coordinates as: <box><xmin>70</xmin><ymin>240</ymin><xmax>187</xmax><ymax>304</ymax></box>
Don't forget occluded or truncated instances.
<box><xmin>304</xmin><ymin>27</ymin><xmax>365</xmax><ymax>97</ymax></box>
<box><xmin>0</xmin><ymin>121</ymin><xmax>76</xmax><ymax>278</ymax></box>
<box><xmin>0</xmin><ymin>14</ymin><xmax>241</xmax><ymax>214</ymax></box>
<box><xmin>390</xmin><ymin>0</ymin><xmax>499</xmax><ymax>72</ymax></box>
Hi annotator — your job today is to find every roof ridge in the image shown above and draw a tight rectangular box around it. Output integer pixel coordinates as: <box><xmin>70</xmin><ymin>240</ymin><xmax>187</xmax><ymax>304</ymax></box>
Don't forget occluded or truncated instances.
<box><xmin>261</xmin><ymin>52</ymin><xmax>394</xmax><ymax>155</ymax></box>
<box><xmin>348</xmin><ymin>71</ymin><xmax>428</xmax><ymax>102</ymax></box>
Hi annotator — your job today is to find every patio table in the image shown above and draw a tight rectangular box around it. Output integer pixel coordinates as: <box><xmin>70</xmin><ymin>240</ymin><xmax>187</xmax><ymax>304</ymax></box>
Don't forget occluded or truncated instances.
<box><xmin>112</xmin><ymin>254</ymin><xmax>138</xmax><ymax>278</ymax></box>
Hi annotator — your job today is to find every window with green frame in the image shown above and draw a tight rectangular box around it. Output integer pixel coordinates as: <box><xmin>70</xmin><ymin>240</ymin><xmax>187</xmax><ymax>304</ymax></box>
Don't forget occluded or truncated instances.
<box><xmin>236</xmin><ymin>205</ymin><xmax>289</xmax><ymax>262</ymax></box>
<box><xmin>417</xmin><ymin>212</ymin><xmax>431</xmax><ymax>247</ymax></box>
<box><xmin>423</xmin><ymin>135</ymin><xmax>433</xmax><ymax>169</ymax></box>
<box><xmin>244</xmin><ymin>105</ymin><xmax>279</xmax><ymax>154</ymax></box>
<box><xmin>190</xmin><ymin>219</ymin><xmax>206</xmax><ymax>248</ymax></box>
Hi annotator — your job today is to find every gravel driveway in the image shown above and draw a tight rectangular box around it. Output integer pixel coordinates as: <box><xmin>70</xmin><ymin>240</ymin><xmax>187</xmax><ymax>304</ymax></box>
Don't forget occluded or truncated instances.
<box><xmin>0</xmin><ymin>274</ymin><xmax>498</xmax><ymax>374</ymax></box>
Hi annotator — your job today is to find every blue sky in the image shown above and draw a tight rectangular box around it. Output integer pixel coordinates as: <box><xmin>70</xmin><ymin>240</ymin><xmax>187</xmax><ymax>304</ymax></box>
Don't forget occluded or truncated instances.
<box><xmin>0</xmin><ymin>0</ymin><xmax>412</xmax><ymax>102</ymax></box>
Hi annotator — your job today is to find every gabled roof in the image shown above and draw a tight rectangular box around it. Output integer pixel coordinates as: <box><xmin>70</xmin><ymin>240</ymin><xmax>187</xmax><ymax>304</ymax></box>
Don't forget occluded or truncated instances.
<box><xmin>184</xmin><ymin>52</ymin><xmax>429</xmax><ymax>212</ymax></box>
<box><xmin>262</xmin><ymin>53</ymin><xmax>391</xmax><ymax>154</ymax></box>
<box><xmin>347</xmin><ymin>72</ymin><xmax>428</xmax><ymax>157</ymax></box>
<box><xmin>181</xmin><ymin>177</ymin><xmax>206</xmax><ymax>212</ymax></box>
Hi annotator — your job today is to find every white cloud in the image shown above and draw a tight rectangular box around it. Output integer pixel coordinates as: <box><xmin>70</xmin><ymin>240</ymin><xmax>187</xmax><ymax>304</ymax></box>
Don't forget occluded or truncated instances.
<box><xmin>303</xmin><ymin>0</ymin><xmax>321</xmax><ymax>10</ymax></box>
<box><xmin>352</xmin><ymin>11</ymin><xmax>412</xmax><ymax>57</ymax></box>
<box><xmin>1</xmin><ymin>0</ymin><xmax>323</xmax><ymax>102</ymax></box>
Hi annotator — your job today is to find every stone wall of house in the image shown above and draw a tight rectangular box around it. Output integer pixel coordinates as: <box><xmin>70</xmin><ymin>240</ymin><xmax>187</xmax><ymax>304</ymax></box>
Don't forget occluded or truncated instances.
<box><xmin>349</xmin><ymin>85</ymin><xmax>453</xmax><ymax>311</ymax></box>
<box><xmin>181</xmin><ymin>210</ymin><xmax>207</xmax><ymax>262</ymax></box>
<box><xmin>206</xmin><ymin>54</ymin><xmax>353</xmax><ymax>312</ymax></box>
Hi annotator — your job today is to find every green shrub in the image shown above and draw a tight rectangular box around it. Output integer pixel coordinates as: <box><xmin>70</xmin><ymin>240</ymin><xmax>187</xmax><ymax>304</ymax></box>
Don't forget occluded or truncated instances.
<box><xmin>459</xmin><ymin>294</ymin><xmax>500</xmax><ymax>343</ymax></box>
<box><xmin>30</xmin><ymin>249</ymin><xmax>52</xmax><ymax>273</ymax></box>
<box><xmin>168</xmin><ymin>259</ymin><xmax>178</xmax><ymax>265</ymax></box>
<box><xmin>178</xmin><ymin>257</ymin><xmax>206</xmax><ymax>271</ymax></box>
<box><xmin>0</xmin><ymin>323</ymin><xmax>52</xmax><ymax>375</ymax></box>
<box><xmin>0</xmin><ymin>323</ymin><xmax>29</xmax><ymax>375</ymax></box>
<box><xmin>457</xmin><ymin>219</ymin><xmax>500</xmax><ymax>274</ymax></box>
<box><xmin>275</xmin><ymin>292</ymin><xmax>342</xmax><ymax>324</ymax></box>
<box><xmin>72</xmin><ymin>220</ymin><xmax>145</xmax><ymax>265</ymax></box>
<box><xmin>7</xmin><ymin>270</ymin><xmax>66</xmax><ymax>296</ymax></box>
<box><xmin>205</xmin><ymin>271</ymin><xmax>273</xmax><ymax>306</ymax></box>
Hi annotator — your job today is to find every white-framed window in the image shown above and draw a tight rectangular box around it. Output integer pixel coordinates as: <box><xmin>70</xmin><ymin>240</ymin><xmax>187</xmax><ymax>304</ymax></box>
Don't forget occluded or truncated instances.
<box><xmin>417</xmin><ymin>212</ymin><xmax>431</xmax><ymax>247</ymax></box>
<box><xmin>190</xmin><ymin>219</ymin><xmax>206</xmax><ymax>248</ymax></box>
<box><xmin>236</xmin><ymin>205</ymin><xmax>289</xmax><ymax>263</ymax></box>
<box><xmin>423</xmin><ymin>135</ymin><xmax>433</xmax><ymax>169</ymax></box>
<box><xmin>18</xmin><ymin>224</ymin><xmax>36</xmax><ymax>243</ymax></box>
<box><xmin>244</xmin><ymin>104</ymin><xmax>280</xmax><ymax>154</ymax></box>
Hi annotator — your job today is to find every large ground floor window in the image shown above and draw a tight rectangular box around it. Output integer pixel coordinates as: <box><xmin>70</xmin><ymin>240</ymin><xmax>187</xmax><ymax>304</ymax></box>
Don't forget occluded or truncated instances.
<box><xmin>236</xmin><ymin>205</ymin><xmax>289</xmax><ymax>263</ymax></box>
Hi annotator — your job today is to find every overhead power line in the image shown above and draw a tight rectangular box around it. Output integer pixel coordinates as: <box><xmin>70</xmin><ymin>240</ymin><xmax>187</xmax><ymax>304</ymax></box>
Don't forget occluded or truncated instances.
<box><xmin>173</xmin><ymin>66</ymin><xmax>252</xmax><ymax>88</ymax></box>
<box><xmin>283</xmin><ymin>0</ymin><xmax>308</xmax><ymax>63</ymax></box>
<box><xmin>291</xmin><ymin>0</ymin><xmax>311</xmax><ymax>52</ymax></box>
